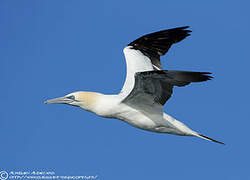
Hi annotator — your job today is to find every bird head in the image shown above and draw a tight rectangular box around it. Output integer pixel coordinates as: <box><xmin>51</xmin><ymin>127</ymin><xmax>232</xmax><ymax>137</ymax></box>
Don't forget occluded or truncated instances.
<box><xmin>45</xmin><ymin>91</ymin><xmax>101</xmax><ymax>111</ymax></box>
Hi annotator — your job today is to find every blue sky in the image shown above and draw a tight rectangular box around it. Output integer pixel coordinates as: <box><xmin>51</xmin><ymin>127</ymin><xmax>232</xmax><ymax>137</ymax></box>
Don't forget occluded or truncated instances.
<box><xmin>1</xmin><ymin>0</ymin><xmax>250</xmax><ymax>179</ymax></box>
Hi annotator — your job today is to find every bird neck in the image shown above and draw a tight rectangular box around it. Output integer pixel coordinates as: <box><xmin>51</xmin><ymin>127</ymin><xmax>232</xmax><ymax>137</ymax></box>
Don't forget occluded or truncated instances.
<box><xmin>76</xmin><ymin>91</ymin><xmax>103</xmax><ymax>112</ymax></box>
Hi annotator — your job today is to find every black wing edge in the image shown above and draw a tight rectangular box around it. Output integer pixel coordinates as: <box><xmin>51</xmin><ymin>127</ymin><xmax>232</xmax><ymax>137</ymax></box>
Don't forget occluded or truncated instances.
<box><xmin>127</xmin><ymin>26</ymin><xmax>192</xmax><ymax>58</ymax></box>
<box><xmin>163</xmin><ymin>71</ymin><xmax>213</xmax><ymax>86</ymax></box>
<box><xmin>139</xmin><ymin>70</ymin><xmax>213</xmax><ymax>87</ymax></box>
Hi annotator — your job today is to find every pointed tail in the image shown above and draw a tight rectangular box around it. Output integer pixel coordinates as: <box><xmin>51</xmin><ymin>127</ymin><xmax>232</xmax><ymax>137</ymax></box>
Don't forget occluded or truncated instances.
<box><xmin>196</xmin><ymin>133</ymin><xmax>225</xmax><ymax>145</ymax></box>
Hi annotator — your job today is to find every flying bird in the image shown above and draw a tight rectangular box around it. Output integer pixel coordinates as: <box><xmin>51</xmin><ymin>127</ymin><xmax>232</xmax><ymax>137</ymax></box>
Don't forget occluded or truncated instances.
<box><xmin>45</xmin><ymin>26</ymin><xmax>224</xmax><ymax>145</ymax></box>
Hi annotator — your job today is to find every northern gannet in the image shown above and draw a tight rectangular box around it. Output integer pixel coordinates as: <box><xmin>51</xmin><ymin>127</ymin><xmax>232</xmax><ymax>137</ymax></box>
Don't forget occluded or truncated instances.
<box><xmin>45</xmin><ymin>26</ymin><xmax>224</xmax><ymax>145</ymax></box>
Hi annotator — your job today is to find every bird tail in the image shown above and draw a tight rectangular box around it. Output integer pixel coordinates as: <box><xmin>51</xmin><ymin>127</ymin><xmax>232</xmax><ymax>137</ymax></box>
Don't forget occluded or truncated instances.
<box><xmin>196</xmin><ymin>133</ymin><xmax>225</xmax><ymax>145</ymax></box>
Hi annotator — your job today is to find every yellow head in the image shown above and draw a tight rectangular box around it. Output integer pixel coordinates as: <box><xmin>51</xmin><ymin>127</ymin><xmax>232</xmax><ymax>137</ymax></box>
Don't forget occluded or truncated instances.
<box><xmin>45</xmin><ymin>91</ymin><xmax>102</xmax><ymax>111</ymax></box>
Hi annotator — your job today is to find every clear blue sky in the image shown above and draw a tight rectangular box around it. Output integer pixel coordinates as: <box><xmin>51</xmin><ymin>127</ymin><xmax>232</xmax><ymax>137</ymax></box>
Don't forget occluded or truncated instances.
<box><xmin>1</xmin><ymin>0</ymin><xmax>250</xmax><ymax>179</ymax></box>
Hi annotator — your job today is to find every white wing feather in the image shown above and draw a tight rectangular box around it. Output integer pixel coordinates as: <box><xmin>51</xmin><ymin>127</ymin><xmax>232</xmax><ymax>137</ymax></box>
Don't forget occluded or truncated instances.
<box><xmin>120</xmin><ymin>46</ymin><xmax>154</xmax><ymax>98</ymax></box>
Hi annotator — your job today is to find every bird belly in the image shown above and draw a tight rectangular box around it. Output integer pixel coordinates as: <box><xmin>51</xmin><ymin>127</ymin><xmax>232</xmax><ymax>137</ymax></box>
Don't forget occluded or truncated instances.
<box><xmin>90</xmin><ymin>95</ymin><xmax>195</xmax><ymax>135</ymax></box>
<box><xmin>113</xmin><ymin>105</ymin><xmax>158</xmax><ymax>131</ymax></box>
<box><xmin>90</xmin><ymin>95</ymin><xmax>156</xmax><ymax>131</ymax></box>
<box><xmin>115</xmin><ymin>108</ymin><xmax>196</xmax><ymax>135</ymax></box>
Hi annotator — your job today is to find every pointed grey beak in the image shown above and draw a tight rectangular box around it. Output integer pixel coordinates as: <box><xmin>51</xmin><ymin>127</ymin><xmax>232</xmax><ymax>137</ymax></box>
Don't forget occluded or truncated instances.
<box><xmin>44</xmin><ymin>96</ymin><xmax>73</xmax><ymax>104</ymax></box>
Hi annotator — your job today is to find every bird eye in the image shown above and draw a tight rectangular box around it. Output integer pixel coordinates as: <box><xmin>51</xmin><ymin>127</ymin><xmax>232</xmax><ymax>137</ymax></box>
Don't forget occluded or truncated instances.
<box><xmin>67</xmin><ymin>95</ymin><xmax>75</xmax><ymax>100</ymax></box>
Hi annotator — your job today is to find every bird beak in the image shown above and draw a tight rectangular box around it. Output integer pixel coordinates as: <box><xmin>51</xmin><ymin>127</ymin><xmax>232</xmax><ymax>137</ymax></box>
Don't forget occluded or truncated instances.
<box><xmin>44</xmin><ymin>96</ymin><xmax>74</xmax><ymax>104</ymax></box>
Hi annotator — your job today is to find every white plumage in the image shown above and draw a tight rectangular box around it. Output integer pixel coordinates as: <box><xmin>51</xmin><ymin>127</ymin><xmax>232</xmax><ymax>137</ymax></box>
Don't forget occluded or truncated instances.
<box><xmin>45</xmin><ymin>26</ymin><xmax>224</xmax><ymax>145</ymax></box>
<box><xmin>120</xmin><ymin>46</ymin><xmax>154</xmax><ymax>98</ymax></box>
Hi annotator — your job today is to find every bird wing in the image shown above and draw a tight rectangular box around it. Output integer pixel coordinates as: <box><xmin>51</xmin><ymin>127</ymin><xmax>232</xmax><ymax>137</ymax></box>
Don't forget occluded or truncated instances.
<box><xmin>120</xmin><ymin>26</ymin><xmax>191</xmax><ymax>98</ymax></box>
<box><xmin>127</xmin><ymin>26</ymin><xmax>191</xmax><ymax>70</ymax></box>
<box><xmin>122</xmin><ymin>71</ymin><xmax>212</xmax><ymax>110</ymax></box>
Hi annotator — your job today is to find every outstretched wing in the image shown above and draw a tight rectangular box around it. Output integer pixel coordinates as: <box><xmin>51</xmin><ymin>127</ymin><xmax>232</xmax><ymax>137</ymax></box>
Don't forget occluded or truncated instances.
<box><xmin>122</xmin><ymin>71</ymin><xmax>212</xmax><ymax>108</ymax></box>
<box><xmin>120</xmin><ymin>26</ymin><xmax>191</xmax><ymax>98</ymax></box>
<box><xmin>128</xmin><ymin>26</ymin><xmax>191</xmax><ymax>70</ymax></box>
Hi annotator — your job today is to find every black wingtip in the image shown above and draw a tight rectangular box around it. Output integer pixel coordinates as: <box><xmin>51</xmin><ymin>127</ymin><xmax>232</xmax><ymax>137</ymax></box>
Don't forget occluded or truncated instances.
<box><xmin>188</xmin><ymin>72</ymin><xmax>213</xmax><ymax>82</ymax></box>
<box><xmin>200</xmin><ymin>72</ymin><xmax>214</xmax><ymax>81</ymax></box>
<box><xmin>127</xmin><ymin>26</ymin><xmax>192</xmax><ymax>58</ymax></box>
<box><xmin>165</xmin><ymin>71</ymin><xmax>213</xmax><ymax>83</ymax></box>
<box><xmin>173</xmin><ymin>26</ymin><xmax>190</xmax><ymax>31</ymax></box>
<box><xmin>169</xmin><ymin>26</ymin><xmax>192</xmax><ymax>42</ymax></box>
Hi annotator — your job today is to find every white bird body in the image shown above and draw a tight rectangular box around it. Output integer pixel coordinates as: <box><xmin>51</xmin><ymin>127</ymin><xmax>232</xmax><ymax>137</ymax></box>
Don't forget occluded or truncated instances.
<box><xmin>88</xmin><ymin>94</ymin><xmax>158</xmax><ymax>131</ymax></box>
<box><xmin>70</xmin><ymin>91</ymin><xmax>196</xmax><ymax>136</ymax></box>
<box><xmin>45</xmin><ymin>26</ymin><xmax>224</xmax><ymax>144</ymax></box>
